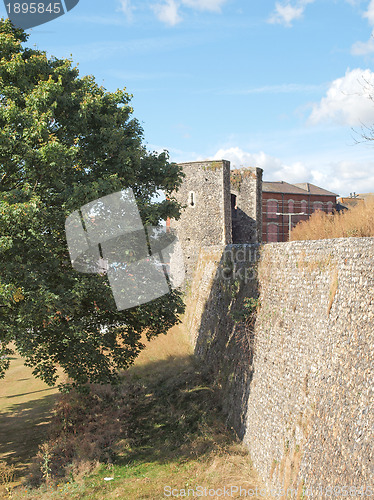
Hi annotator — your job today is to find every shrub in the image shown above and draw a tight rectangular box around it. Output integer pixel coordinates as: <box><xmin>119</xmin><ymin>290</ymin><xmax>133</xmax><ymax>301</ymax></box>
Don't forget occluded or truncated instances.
<box><xmin>26</xmin><ymin>384</ymin><xmax>131</xmax><ymax>486</ymax></box>
<box><xmin>290</xmin><ymin>197</ymin><xmax>374</xmax><ymax>241</ymax></box>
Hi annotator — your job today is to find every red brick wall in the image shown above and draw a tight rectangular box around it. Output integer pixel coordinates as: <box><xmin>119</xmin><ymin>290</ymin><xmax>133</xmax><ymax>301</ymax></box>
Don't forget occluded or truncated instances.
<box><xmin>262</xmin><ymin>192</ymin><xmax>336</xmax><ymax>243</ymax></box>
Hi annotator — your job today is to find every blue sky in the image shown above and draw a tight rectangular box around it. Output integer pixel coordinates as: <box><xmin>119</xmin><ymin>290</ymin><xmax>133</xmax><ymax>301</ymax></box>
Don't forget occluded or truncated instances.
<box><xmin>3</xmin><ymin>0</ymin><xmax>374</xmax><ymax>196</ymax></box>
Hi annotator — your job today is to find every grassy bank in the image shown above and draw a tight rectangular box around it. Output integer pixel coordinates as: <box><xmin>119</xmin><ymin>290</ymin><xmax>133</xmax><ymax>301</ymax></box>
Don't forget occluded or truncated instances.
<box><xmin>0</xmin><ymin>351</ymin><xmax>60</xmax><ymax>485</ymax></box>
<box><xmin>3</xmin><ymin>325</ymin><xmax>264</xmax><ymax>499</ymax></box>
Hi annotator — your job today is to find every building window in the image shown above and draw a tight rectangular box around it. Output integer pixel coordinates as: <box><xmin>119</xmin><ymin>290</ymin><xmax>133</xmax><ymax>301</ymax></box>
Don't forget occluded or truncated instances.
<box><xmin>267</xmin><ymin>199</ymin><xmax>278</xmax><ymax>219</ymax></box>
<box><xmin>189</xmin><ymin>191</ymin><xmax>196</xmax><ymax>207</ymax></box>
<box><xmin>327</xmin><ymin>202</ymin><xmax>333</xmax><ymax>214</ymax></box>
<box><xmin>231</xmin><ymin>193</ymin><xmax>237</xmax><ymax>209</ymax></box>
<box><xmin>231</xmin><ymin>193</ymin><xmax>238</xmax><ymax>220</ymax></box>
<box><xmin>301</xmin><ymin>200</ymin><xmax>307</xmax><ymax>215</ymax></box>
<box><xmin>267</xmin><ymin>223</ymin><xmax>279</xmax><ymax>243</ymax></box>
<box><xmin>288</xmin><ymin>200</ymin><xmax>294</xmax><ymax>213</ymax></box>
<box><xmin>313</xmin><ymin>201</ymin><xmax>323</xmax><ymax>212</ymax></box>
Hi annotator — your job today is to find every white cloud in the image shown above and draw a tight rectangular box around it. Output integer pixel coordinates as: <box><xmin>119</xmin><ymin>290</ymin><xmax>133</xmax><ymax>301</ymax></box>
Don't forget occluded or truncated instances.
<box><xmin>309</xmin><ymin>68</ymin><xmax>374</xmax><ymax>126</ymax></box>
<box><xmin>207</xmin><ymin>147</ymin><xmax>374</xmax><ymax>195</ymax></box>
<box><xmin>151</xmin><ymin>0</ymin><xmax>228</xmax><ymax>25</ymax></box>
<box><xmin>268</xmin><ymin>3</ymin><xmax>304</xmax><ymax>26</ymax></box>
<box><xmin>181</xmin><ymin>0</ymin><xmax>227</xmax><ymax>12</ymax></box>
<box><xmin>351</xmin><ymin>1</ymin><xmax>374</xmax><ymax>54</ymax></box>
<box><xmin>210</xmin><ymin>147</ymin><xmax>310</xmax><ymax>183</ymax></box>
<box><xmin>118</xmin><ymin>0</ymin><xmax>134</xmax><ymax>20</ymax></box>
<box><xmin>313</xmin><ymin>160</ymin><xmax>374</xmax><ymax>195</ymax></box>
<box><xmin>364</xmin><ymin>0</ymin><xmax>374</xmax><ymax>25</ymax></box>
<box><xmin>152</xmin><ymin>0</ymin><xmax>182</xmax><ymax>26</ymax></box>
<box><xmin>268</xmin><ymin>0</ymin><xmax>314</xmax><ymax>27</ymax></box>
<box><xmin>351</xmin><ymin>33</ymin><xmax>374</xmax><ymax>55</ymax></box>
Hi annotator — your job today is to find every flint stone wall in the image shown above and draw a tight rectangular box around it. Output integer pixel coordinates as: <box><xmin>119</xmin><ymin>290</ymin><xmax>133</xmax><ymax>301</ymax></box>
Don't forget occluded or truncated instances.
<box><xmin>231</xmin><ymin>167</ymin><xmax>263</xmax><ymax>244</ymax></box>
<box><xmin>170</xmin><ymin>160</ymin><xmax>232</xmax><ymax>281</ymax></box>
<box><xmin>186</xmin><ymin>237</ymin><xmax>374</xmax><ymax>498</ymax></box>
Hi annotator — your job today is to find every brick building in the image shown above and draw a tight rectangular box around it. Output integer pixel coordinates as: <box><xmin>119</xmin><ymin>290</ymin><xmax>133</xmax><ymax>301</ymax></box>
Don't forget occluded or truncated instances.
<box><xmin>337</xmin><ymin>192</ymin><xmax>374</xmax><ymax>211</ymax></box>
<box><xmin>262</xmin><ymin>181</ymin><xmax>338</xmax><ymax>243</ymax></box>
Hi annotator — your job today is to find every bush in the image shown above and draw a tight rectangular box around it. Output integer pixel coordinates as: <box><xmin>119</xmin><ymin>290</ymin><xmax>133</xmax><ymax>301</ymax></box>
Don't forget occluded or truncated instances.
<box><xmin>290</xmin><ymin>197</ymin><xmax>374</xmax><ymax>241</ymax></box>
<box><xmin>26</xmin><ymin>384</ymin><xmax>131</xmax><ymax>486</ymax></box>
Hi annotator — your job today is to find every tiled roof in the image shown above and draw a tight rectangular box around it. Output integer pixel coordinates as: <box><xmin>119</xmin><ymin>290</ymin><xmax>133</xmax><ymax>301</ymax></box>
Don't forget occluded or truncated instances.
<box><xmin>263</xmin><ymin>181</ymin><xmax>338</xmax><ymax>197</ymax></box>
<box><xmin>293</xmin><ymin>182</ymin><xmax>338</xmax><ymax>196</ymax></box>
<box><xmin>337</xmin><ymin>193</ymin><xmax>374</xmax><ymax>207</ymax></box>
<box><xmin>263</xmin><ymin>181</ymin><xmax>312</xmax><ymax>195</ymax></box>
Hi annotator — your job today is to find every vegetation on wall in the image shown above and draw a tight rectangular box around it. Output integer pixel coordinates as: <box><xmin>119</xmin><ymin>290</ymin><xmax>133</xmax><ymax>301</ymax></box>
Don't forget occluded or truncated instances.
<box><xmin>230</xmin><ymin>296</ymin><xmax>260</xmax><ymax>324</ymax></box>
<box><xmin>230</xmin><ymin>169</ymin><xmax>256</xmax><ymax>192</ymax></box>
<box><xmin>202</xmin><ymin>160</ymin><xmax>223</xmax><ymax>171</ymax></box>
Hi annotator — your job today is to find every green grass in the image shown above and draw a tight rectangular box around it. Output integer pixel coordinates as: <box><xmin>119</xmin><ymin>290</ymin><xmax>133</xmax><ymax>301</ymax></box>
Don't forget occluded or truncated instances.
<box><xmin>5</xmin><ymin>325</ymin><xmax>266</xmax><ymax>499</ymax></box>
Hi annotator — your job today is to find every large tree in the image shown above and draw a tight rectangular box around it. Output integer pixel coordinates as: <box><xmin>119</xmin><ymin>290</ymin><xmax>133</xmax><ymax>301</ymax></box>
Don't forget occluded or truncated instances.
<box><xmin>0</xmin><ymin>19</ymin><xmax>185</xmax><ymax>388</ymax></box>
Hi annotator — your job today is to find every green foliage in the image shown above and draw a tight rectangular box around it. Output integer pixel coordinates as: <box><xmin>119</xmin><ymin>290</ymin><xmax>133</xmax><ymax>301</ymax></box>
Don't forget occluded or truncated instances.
<box><xmin>0</xmin><ymin>19</ymin><xmax>185</xmax><ymax>387</ymax></box>
<box><xmin>230</xmin><ymin>297</ymin><xmax>260</xmax><ymax>324</ymax></box>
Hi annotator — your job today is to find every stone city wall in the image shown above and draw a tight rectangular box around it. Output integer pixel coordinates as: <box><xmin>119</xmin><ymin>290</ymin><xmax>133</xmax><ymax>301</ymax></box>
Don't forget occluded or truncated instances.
<box><xmin>185</xmin><ymin>237</ymin><xmax>374</xmax><ymax>498</ymax></box>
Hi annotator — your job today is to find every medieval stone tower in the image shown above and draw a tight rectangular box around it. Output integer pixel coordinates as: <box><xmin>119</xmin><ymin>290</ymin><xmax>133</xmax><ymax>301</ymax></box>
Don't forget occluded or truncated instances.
<box><xmin>231</xmin><ymin>166</ymin><xmax>263</xmax><ymax>244</ymax></box>
<box><xmin>170</xmin><ymin>160</ymin><xmax>263</xmax><ymax>280</ymax></box>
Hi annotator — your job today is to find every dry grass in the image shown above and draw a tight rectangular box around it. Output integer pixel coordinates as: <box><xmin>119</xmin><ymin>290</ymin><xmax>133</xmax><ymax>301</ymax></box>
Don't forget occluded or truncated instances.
<box><xmin>11</xmin><ymin>324</ymin><xmax>266</xmax><ymax>499</ymax></box>
<box><xmin>0</xmin><ymin>460</ymin><xmax>15</xmax><ymax>497</ymax></box>
<box><xmin>129</xmin><ymin>323</ymin><xmax>194</xmax><ymax>378</ymax></box>
<box><xmin>290</xmin><ymin>196</ymin><xmax>374</xmax><ymax>241</ymax></box>
<box><xmin>0</xmin><ymin>348</ymin><xmax>61</xmax><ymax>495</ymax></box>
